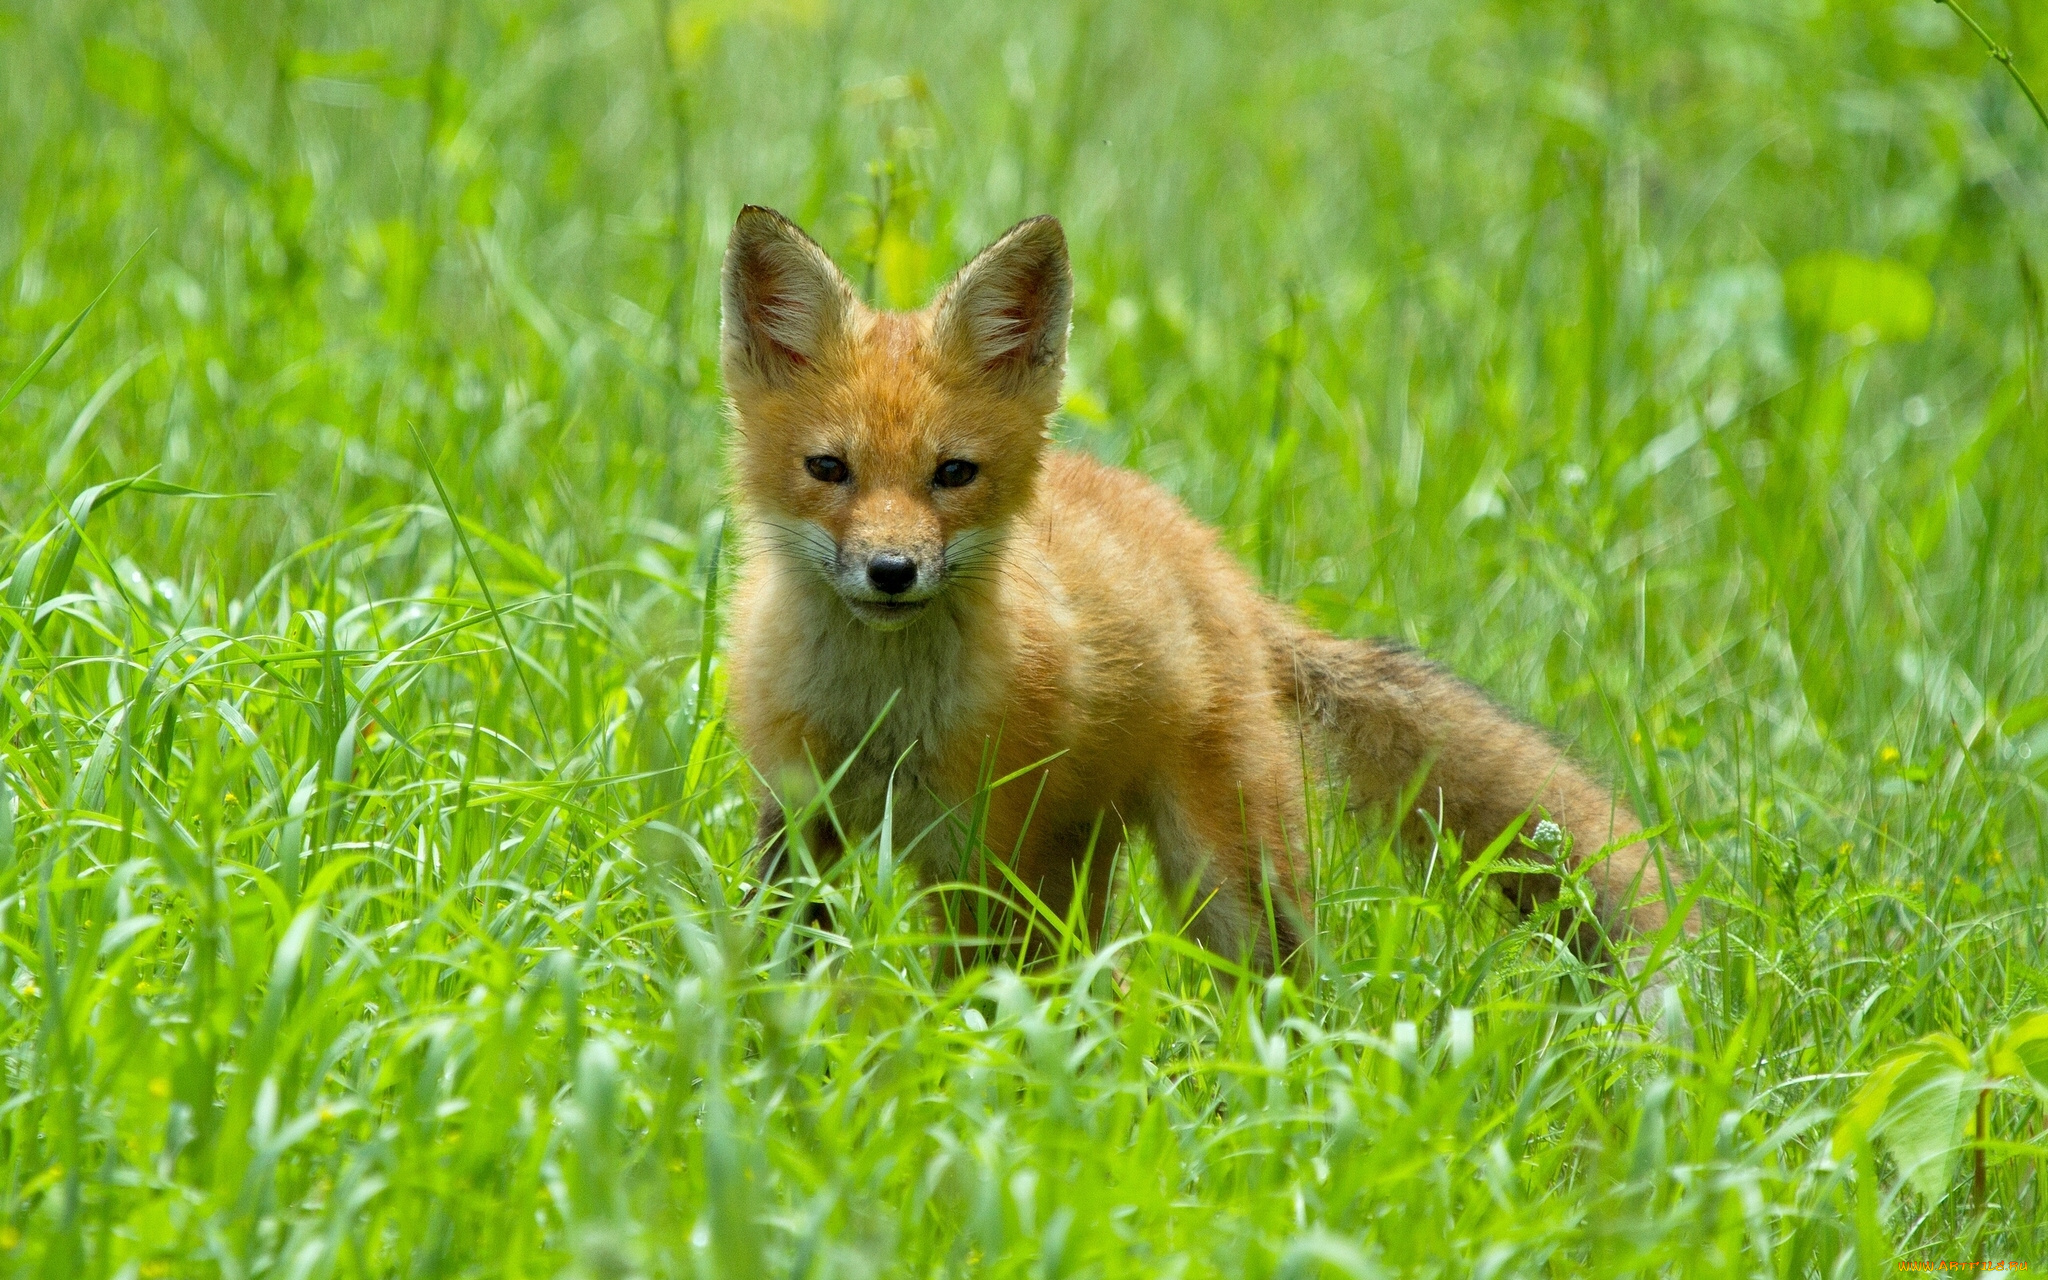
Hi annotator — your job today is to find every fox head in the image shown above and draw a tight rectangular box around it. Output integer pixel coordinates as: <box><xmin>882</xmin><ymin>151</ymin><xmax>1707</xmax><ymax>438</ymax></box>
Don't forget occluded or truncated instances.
<box><xmin>719</xmin><ymin>206</ymin><xmax>1071</xmax><ymax>631</ymax></box>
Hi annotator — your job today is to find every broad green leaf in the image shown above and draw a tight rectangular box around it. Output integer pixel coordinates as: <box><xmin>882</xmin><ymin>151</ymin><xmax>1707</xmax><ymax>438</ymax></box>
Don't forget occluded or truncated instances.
<box><xmin>1833</xmin><ymin>1031</ymin><xmax>1971</xmax><ymax>1162</ymax></box>
<box><xmin>1783</xmin><ymin>252</ymin><xmax>1934</xmax><ymax>343</ymax></box>
<box><xmin>1834</xmin><ymin>1045</ymin><xmax>1928</xmax><ymax>1159</ymax></box>
<box><xmin>1838</xmin><ymin>1033</ymin><xmax>1975</xmax><ymax>1200</ymax></box>
<box><xmin>1882</xmin><ymin>1048</ymin><xmax>1974</xmax><ymax>1202</ymax></box>
<box><xmin>1990</xmin><ymin>1010</ymin><xmax>2048</xmax><ymax>1087</ymax></box>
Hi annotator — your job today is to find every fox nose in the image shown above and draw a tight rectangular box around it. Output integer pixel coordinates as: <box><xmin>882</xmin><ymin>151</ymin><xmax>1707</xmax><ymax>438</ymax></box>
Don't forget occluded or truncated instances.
<box><xmin>866</xmin><ymin>554</ymin><xmax>918</xmax><ymax>596</ymax></box>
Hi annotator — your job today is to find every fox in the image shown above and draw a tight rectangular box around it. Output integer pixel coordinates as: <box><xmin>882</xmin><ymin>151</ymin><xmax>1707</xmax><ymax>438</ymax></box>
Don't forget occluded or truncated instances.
<box><xmin>718</xmin><ymin>204</ymin><xmax>1693</xmax><ymax>973</ymax></box>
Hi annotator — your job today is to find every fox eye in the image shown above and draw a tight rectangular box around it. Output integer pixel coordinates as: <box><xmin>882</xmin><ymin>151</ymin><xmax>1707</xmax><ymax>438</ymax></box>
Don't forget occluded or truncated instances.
<box><xmin>934</xmin><ymin>459</ymin><xmax>978</xmax><ymax>489</ymax></box>
<box><xmin>805</xmin><ymin>455</ymin><xmax>849</xmax><ymax>484</ymax></box>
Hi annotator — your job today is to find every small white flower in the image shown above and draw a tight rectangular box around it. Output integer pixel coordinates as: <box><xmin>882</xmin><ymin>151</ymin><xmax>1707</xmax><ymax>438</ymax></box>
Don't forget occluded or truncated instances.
<box><xmin>1531</xmin><ymin>820</ymin><xmax>1565</xmax><ymax>854</ymax></box>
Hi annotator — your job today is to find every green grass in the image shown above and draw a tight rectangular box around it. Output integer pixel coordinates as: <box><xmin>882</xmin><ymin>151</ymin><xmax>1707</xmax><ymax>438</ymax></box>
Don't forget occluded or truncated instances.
<box><xmin>3</xmin><ymin>0</ymin><xmax>2048</xmax><ymax>1274</ymax></box>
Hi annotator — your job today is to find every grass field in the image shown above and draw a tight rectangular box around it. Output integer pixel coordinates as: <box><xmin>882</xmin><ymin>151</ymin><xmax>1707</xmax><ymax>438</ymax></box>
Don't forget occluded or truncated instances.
<box><xmin>4</xmin><ymin>0</ymin><xmax>2048</xmax><ymax>1274</ymax></box>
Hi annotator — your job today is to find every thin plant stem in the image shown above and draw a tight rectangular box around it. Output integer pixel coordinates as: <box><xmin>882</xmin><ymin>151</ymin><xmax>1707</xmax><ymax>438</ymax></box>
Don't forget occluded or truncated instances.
<box><xmin>653</xmin><ymin>0</ymin><xmax>694</xmax><ymax>378</ymax></box>
<box><xmin>1936</xmin><ymin>0</ymin><xmax>2048</xmax><ymax>135</ymax></box>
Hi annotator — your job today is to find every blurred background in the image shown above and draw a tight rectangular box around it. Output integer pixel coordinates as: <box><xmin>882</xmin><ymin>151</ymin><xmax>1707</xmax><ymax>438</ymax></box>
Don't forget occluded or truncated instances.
<box><xmin>4</xmin><ymin>1</ymin><xmax>2044</xmax><ymax>723</ymax></box>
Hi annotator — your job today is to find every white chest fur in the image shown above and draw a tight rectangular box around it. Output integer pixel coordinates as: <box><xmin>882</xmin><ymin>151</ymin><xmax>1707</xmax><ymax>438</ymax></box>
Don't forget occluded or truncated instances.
<box><xmin>737</xmin><ymin>558</ymin><xmax>1007</xmax><ymax>860</ymax></box>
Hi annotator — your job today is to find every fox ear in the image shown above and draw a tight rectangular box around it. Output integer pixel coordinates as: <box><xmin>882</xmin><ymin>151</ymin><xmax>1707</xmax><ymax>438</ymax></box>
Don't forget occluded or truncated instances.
<box><xmin>721</xmin><ymin>206</ymin><xmax>856</xmax><ymax>389</ymax></box>
<box><xmin>931</xmin><ymin>215</ymin><xmax>1071</xmax><ymax>403</ymax></box>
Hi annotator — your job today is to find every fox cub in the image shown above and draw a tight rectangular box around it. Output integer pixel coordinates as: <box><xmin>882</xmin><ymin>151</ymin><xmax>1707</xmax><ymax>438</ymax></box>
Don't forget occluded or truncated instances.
<box><xmin>719</xmin><ymin>206</ymin><xmax>1687</xmax><ymax>970</ymax></box>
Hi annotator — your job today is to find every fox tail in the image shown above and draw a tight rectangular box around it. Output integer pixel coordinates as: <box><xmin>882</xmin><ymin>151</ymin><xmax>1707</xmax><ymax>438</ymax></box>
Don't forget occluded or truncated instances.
<box><xmin>1268</xmin><ymin>616</ymin><xmax>1693</xmax><ymax>954</ymax></box>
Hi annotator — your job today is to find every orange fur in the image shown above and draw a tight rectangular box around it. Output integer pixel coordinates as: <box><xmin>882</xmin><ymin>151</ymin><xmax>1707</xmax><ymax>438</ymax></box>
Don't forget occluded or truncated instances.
<box><xmin>720</xmin><ymin>206</ymin><xmax>1693</xmax><ymax>972</ymax></box>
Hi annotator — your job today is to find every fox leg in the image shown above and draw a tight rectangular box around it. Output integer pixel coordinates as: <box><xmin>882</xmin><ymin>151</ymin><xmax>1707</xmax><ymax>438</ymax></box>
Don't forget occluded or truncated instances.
<box><xmin>927</xmin><ymin>805</ymin><xmax>1120</xmax><ymax>974</ymax></box>
<box><xmin>1009</xmin><ymin>816</ymin><xmax>1121</xmax><ymax>956</ymax></box>
<box><xmin>1143</xmin><ymin>749</ymin><xmax>1313</xmax><ymax>974</ymax></box>
<box><xmin>746</xmin><ymin>798</ymin><xmax>844</xmax><ymax>935</ymax></box>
